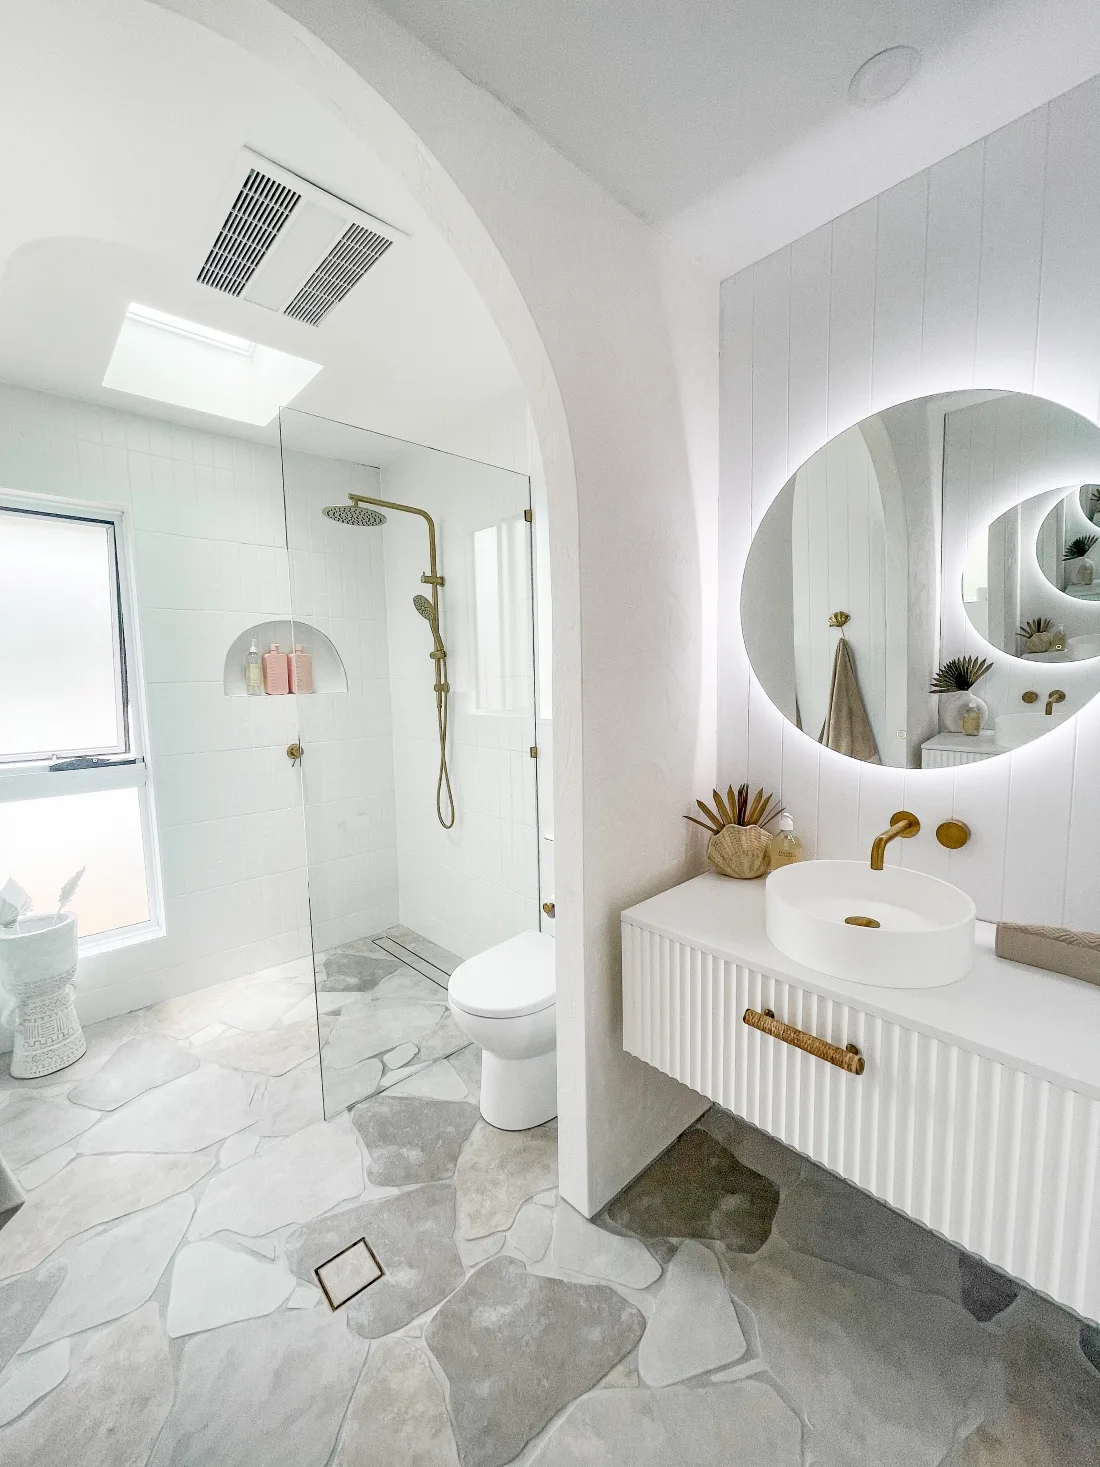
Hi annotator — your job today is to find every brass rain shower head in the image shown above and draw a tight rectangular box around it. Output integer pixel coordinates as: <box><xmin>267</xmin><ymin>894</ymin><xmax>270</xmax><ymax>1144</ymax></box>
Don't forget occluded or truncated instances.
<box><xmin>322</xmin><ymin>500</ymin><xmax>387</xmax><ymax>527</ymax></box>
<box><xmin>320</xmin><ymin>492</ymin><xmax>454</xmax><ymax>830</ymax></box>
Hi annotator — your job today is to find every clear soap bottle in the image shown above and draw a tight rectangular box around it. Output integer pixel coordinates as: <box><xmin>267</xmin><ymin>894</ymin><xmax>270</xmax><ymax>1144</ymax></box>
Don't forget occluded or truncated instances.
<box><xmin>768</xmin><ymin>815</ymin><xmax>803</xmax><ymax>871</ymax></box>
<box><xmin>244</xmin><ymin>639</ymin><xmax>263</xmax><ymax>696</ymax></box>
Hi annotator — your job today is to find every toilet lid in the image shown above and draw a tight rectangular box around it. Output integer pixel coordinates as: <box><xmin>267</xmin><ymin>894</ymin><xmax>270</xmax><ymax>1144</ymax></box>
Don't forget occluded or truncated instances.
<box><xmin>449</xmin><ymin>930</ymin><xmax>556</xmax><ymax>1019</ymax></box>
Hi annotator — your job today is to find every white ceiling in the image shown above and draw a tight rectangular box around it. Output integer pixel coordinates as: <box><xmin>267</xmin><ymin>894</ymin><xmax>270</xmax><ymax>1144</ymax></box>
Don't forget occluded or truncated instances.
<box><xmin>372</xmin><ymin>0</ymin><xmax>1100</xmax><ymax>277</ymax></box>
<box><xmin>0</xmin><ymin>0</ymin><xmax>522</xmax><ymax>451</ymax></box>
<box><xmin>371</xmin><ymin>0</ymin><xmax>1002</xmax><ymax>223</ymax></box>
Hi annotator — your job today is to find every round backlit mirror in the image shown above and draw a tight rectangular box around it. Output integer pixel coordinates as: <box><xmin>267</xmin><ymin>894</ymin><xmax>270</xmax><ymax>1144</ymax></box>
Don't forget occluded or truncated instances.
<box><xmin>740</xmin><ymin>391</ymin><xmax>1100</xmax><ymax>769</ymax></box>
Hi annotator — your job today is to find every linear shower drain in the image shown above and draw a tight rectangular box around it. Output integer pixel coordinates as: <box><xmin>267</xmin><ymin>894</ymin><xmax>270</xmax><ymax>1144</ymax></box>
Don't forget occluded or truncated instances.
<box><xmin>315</xmin><ymin>1238</ymin><xmax>385</xmax><ymax>1310</ymax></box>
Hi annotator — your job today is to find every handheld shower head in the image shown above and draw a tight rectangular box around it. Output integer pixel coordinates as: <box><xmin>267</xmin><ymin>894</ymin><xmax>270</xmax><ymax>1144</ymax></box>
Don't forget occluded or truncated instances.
<box><xmin>323</xmin><ymin>499</ymin><xmax>387</xmax><ymax>527</ymax></box>
<box><xmin>413</xmin><ymin>593</ymin><xmax>446</xmax><ymax>660</ymax></box>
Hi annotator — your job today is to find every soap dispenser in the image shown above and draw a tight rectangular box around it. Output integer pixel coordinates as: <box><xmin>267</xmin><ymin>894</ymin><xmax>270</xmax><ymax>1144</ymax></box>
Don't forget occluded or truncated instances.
<box><xmin>768</xmin><ymin>815</ymin><xmax>803</xmax><ymax>871</ymax></box>
<box><xmin>244</xmin><ymin>639</ymin><xmax>263</xmax><ymax>696</ymax></box>
<box><xmin>262</xmin><ymin>643</ymin><xmax>289</xmax><ymax>695</ymax></box>
<box><xmin>287</xmin><ymin>643</ymin><xmax>313</xmax><ymax>694</ymax></box>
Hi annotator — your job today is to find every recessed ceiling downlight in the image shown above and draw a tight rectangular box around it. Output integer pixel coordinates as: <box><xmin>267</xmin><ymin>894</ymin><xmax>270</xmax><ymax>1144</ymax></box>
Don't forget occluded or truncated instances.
<box><xmin>848</xmin><ymin>46</ymin><xmax>920</xmax><ymax>107</ymax></box>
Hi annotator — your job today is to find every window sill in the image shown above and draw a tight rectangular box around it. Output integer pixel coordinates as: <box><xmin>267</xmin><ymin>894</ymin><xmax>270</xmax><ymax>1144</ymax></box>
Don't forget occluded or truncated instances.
<box><xmin>79</xmin><ymin>919</ymin><xmax>165</xmax><ymax>959</ymax></box>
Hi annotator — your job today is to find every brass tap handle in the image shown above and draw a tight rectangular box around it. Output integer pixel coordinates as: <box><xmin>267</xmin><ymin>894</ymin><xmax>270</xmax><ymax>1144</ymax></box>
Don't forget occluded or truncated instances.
<box><xmin>1021</xmin><ymin>690</ymin><xmax>1039</xmax><ymax>704</ymax></box>
<box><xmin>936</xmin><ymin>819</ymin><xmax>970</xmax><ymax>850</ymax></box>
<box><xmin>1045</xmin><ymin>689</ymin><xmax>1066</xmax><ymax>715</ymax></box>
<box><xmin>743</xmin><ymin>1008</ymin><xmax>865</xmax><ymax>1075</ymax></box>
<box><xmin>286</xmin><ymin>743</ymin><xmax>303</xmax><ymax>765</ymax></box>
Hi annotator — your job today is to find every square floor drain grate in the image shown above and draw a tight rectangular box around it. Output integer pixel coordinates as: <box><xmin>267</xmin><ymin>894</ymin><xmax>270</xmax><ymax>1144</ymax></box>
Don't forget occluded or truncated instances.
<box><xmin>315</xmin><ymin>1238</ymin><xmax>384</xmax><ymax>1311</ymax></box>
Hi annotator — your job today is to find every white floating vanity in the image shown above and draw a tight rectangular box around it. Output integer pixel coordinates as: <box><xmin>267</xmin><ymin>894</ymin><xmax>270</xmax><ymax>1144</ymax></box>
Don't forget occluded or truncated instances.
<box><xmin>622</xmin><ymin>873</ymin><xmax>1100</xmax><ymax>1323</ymax></box>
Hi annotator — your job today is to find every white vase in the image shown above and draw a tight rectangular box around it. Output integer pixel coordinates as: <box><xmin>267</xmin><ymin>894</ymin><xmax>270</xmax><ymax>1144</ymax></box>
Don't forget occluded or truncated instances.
<box><xmin>941</xmin><ymin>690</ymin><xmax>989</xmax><ymax>735</ymax></box>
<box><xmin>0</xmin><ymin>914</ymin><xmax>84</xmax><ymax>1078</ymax></box>
<box><xmin>1070</xmin><ymin>557</ymin><xmax>1095</xmax><ymax>586</ymax></box>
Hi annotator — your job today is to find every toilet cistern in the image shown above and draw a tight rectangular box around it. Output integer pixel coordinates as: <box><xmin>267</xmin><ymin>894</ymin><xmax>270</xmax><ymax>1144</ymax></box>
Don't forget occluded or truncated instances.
<box><xmin>869</xmin><ymin>810</ymin><xmax>920</xmax><ymax>870</ymax></box>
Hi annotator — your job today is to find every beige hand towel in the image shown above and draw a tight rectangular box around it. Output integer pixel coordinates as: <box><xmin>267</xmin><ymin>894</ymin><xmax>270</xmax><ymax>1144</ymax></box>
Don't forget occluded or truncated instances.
<box><xmin>818</xmin><ymin>637</ymin><xmax>881</xmax><ymax>764</ymax></box>
<box><xmin>995</xmin><ymin>924</ymin><xmax>1100</xmax><ymax>987</ymax></box>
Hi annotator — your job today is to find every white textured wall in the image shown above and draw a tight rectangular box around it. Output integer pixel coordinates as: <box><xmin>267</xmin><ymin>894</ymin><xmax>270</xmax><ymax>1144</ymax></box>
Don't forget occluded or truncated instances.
<box><xmin>720</xmin><ymin>76</ymin><xmax>1100</xmax><ymax>929</ymax></box>
<box><xmin>0</xmin><ymin>383</ymin><xmax>396</xmax><ymax>1034</ymax></box>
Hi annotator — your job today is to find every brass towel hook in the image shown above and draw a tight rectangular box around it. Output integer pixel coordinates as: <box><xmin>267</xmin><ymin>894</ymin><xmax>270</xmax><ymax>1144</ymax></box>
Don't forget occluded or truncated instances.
<box><xmin>828</xmin><ymin>610</ymin><xmax>851</xmax><ymax>630</ymax></box>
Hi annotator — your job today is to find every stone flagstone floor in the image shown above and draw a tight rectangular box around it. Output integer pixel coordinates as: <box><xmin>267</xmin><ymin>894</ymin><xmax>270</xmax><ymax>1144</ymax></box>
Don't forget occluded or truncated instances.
<box><xmin>0</xmin><ymin>968</ymin><xmax>1099</xmax><ymax>1464</ymax></box>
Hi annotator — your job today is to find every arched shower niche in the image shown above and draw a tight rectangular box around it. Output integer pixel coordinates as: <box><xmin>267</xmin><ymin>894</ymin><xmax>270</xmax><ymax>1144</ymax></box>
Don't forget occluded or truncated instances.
<box><xmin>222</xmin><ymin>621</ymin><xmax>347</xmax><ymax>696</ymax></box>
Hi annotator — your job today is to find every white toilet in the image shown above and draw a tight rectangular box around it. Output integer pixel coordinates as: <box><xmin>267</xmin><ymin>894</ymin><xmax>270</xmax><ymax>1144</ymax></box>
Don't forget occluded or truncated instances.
<box><xmin>448</xmin><ymin>930</ymin><xmax>556</xmax><ymax>1131</ymax></box>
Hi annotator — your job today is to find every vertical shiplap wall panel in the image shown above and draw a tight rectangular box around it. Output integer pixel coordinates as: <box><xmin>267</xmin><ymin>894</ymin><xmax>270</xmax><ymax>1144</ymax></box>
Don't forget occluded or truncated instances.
<box><xmin>920</xmin><ymin>143</ymin><xmax>985</xmax><ymax>391</ymax></box>
<box><xmin>1064</xmin><ymin>711</ymin><xmax>1100</xmax><ymax>929</ymax></box>
<box><xmin>719</xmin><ymin>75</ymin><xmax>1100</xmax><ymax>923</ymax></box>
<box><xmin>718</xmin><ymin>273</ymin><xmax>755</xmax><ymax>775</ymax></box>
<box><xmin>1035</xmin><ymin>81</ymin><xmax>1100</xmax><ymax>416</ymax></box>
<box><xmin>871</xmin><ymin>173</ymin><xmax>928</xmax><ymax>410</ymax></box>
<box><xmin>746</xmin><ymin>252</ymin><xmax>792</xmax><ymax>802</ymax></box>
<box><xmin>826</xmin><ymin>201</ymin><xmax>878</xmax><ymax>434</ymax></box>
<box><xmin>974</xmin><ymin>109</ymin><xmax>1048</xmax><ymax>389</ymax></box>
<box><xmin>787</xmin><ymin>226</ymin><xmax>834</xmax><ymax>476</ymax></box>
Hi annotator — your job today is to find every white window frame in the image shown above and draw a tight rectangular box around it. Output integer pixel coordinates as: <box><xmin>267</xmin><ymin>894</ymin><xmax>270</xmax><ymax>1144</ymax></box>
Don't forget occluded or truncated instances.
<box><xmin>0</xmin><ymin>488</ymin><xmax>164</xmax><ymax>954</ymax></box>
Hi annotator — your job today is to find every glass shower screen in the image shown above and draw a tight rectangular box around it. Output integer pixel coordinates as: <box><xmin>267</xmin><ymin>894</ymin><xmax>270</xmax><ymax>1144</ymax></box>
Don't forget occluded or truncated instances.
<box><xmin>278</xmin><ymin>408</ymin><xmax>540</xmax><ymax>1118</ymax></box>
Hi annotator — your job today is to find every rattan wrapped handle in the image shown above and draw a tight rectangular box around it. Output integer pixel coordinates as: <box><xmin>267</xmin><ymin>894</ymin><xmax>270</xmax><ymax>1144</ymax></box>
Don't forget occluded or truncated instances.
<box><xmin>743</xmin><ymin>1007</ymin><xmax>865</xmax><ymax>1075</ymax></box>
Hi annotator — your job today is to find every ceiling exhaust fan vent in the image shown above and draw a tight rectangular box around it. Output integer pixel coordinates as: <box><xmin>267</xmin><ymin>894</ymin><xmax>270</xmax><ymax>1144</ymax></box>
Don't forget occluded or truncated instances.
<box><xmin>196</xmin><ymin>149</ymin><xmax>404</xmax><ymax>324</ymax></box>
<box><xmin>284</xmin><ymin>223</ymin><xmax>393</xmax><ymax>326</ymax></box>
<box><xmin>197</xmin><ymin>167</ymin><xmax>301</xmax><ymax>298</ymax></box>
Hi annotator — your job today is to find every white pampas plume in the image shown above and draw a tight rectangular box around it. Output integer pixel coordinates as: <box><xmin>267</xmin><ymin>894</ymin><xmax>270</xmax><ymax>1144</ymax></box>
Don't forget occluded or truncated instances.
<box><xmin>0</xmin><ymin>878</ymin><xmax>32</xmax><ymax>928</ymax></box>
<box><xmin>57</xmin><ymin>868</ymin><xmax>86</xmax><ymax>915</ymax></box>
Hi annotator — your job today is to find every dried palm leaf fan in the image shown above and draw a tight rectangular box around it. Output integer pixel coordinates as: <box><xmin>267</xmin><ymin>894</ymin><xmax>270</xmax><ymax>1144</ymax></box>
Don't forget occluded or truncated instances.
<box><xmin>929</xmin><ymin>656</ymin><xmax>993</xmax><ymax>694</ymax></box>
<box><xmin>1018</xmin><ymin>617</ymin><xmax>1053</xmax><ymax>641</ymax></box>
<box><xmin>1017</xmin><ymin>616</ymin><xmax>1064</xmax><ymax>654</ymax></box>
<box><xmin>1063</xmin><ymin>533</ymin><xmax>1099</xmax><ymax>561</ymax></box>
<box><xmin>685</xmin><ymin>784</ymin><xmax>785</xmax><ymax>879</ymax></box>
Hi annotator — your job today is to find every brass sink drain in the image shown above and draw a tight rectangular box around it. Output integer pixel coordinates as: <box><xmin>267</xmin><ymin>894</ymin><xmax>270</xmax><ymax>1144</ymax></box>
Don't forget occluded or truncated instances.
<box><xmin>844</xmin><ymin>915</ymin><xmax>881</xmax><ymax>928</ymax></box>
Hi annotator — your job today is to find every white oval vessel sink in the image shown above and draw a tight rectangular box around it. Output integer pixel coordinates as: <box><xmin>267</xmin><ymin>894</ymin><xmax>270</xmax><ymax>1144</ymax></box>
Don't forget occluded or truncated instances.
<box><xmin>1068</xmin><ymin>632</ymin><xmax>1100</xmax><ymax>660</ymax></box>
<box><xmin>994</xmin><ymin>709</ymin><xmax>1070</xmax><ymax>749</ymax></box>
<box><xmin>765</xmin><ymin>861</ymin><xmax>976</xmax><ymax>988</ymax></box>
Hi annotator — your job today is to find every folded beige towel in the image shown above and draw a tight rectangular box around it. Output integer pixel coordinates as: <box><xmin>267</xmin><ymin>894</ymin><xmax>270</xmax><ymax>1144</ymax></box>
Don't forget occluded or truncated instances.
<box><xmin>995</xmin><ymin>923</ymin><xmax>1100</xmax><ymax>986</ymax></box>
<box><xmin>818</xmin><ymin>638</ymin><xmax>881</xmax><ymax>764</ymax></box>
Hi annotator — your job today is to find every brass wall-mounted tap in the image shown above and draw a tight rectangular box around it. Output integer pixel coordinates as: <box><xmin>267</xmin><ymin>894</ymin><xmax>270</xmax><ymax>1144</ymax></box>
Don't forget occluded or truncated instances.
<box><xmin>870</xmin><ymin>810</ymin><xmax>920</xmax><ymax>870</ymax></box>
<box><xmin>1045</xmin><ymin>689</ymin><xmax>1066</xmax><ymax>716</ymax></box>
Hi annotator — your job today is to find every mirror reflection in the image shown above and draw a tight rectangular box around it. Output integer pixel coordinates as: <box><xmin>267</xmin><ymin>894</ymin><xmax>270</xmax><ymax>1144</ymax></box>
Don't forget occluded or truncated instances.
<box><xmin>741</xmin><ymin>391</ymin><xmax>1100</xmax><ymax>769</ymax></box>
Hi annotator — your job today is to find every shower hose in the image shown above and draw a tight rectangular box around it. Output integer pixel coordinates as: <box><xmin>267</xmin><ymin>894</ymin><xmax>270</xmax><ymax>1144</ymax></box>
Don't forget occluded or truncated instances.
<box><xmin>435</xmin><ymin>656</ymin><xmax>455</xmax><ymax>829</ymax></box>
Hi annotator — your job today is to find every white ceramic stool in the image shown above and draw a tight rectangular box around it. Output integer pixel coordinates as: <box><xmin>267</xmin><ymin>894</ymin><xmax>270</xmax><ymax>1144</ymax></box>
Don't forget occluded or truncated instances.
<box><xmin>0</xmin><ymin>914</ymin><xmax>85</xmax><ymax>1078</ymax></box>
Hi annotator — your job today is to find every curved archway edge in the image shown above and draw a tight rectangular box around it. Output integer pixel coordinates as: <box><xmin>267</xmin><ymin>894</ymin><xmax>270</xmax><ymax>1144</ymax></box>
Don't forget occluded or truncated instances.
<box><xmin>155</xmin><ymin>0</ymin><xmax>715</xmax><ymax>1213</ymax></box>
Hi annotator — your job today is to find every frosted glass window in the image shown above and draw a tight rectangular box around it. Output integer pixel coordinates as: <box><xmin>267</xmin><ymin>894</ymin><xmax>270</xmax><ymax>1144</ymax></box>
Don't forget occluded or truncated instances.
<box><xmin>473</xmin><ymin>517</ymin><xmax>531</xmax><ymax>713</ymax></box>
<box><xmin>0</xmin><ymin>508</ymin><xmax>125</xmax><ymax>762</ymax></box>
<box><xmin>0</xmin><ymin>788</ymin><xmax>150</xmax><ymax>937</ymax></box>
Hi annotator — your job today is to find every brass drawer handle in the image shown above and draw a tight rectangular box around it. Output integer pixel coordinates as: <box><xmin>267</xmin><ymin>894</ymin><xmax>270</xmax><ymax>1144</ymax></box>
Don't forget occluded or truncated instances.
<box><xmin>743</xmin><ymin>1007</ymin><xmax>865</xmax><ymax>1075</ymax></box>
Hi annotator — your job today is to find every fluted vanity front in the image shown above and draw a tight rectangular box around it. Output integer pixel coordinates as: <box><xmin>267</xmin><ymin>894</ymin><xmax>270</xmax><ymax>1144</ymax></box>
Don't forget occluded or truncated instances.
<box><xmin>622</xmin><ymin>873</ymin><xmax>1100</xmax><ymax>1324</ymax></box>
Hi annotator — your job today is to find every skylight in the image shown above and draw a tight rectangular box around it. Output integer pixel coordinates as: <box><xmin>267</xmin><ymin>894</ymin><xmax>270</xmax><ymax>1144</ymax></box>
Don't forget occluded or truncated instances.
<box><xmin>125</xmin><ymin>303</ymin><xmax>253</xmax><ymax>354</ymax></box>
<box><xmin>102</xmin><ymin>302</ymin><xmax>322</xmax><ymax>426</ymax></box>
